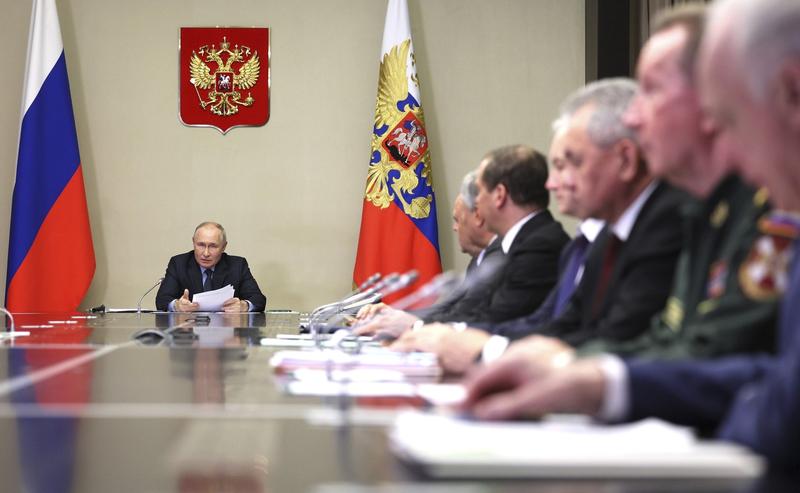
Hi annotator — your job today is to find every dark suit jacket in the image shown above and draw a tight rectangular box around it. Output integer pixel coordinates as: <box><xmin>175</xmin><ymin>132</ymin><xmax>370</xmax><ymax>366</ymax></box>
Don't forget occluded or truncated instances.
<box><xmin>414</xmin><ymin>238</ymin><xmax>504</xmax><ymax>323</ymax></box>
<box><xmin>479</xmin><ymin>234</ymin><xmax>596</xmax><ymax>339</ymax></box>
<box><xmin>624</xmin><ymin>239</ymin><xmax>800</xmax><ymax>469</ymax></box>
<box><xmin>452</xmin><ymin>210</ymin><xmax>569</xmax><ymax>324</ymax></box>
<box><xmin>155</xmin><ymin>251</ymin><xmax>267</xmax><ymax>312</ymax></box>
<box><xmin>536</xmin><ymin>182</ymin><xmax>686</xmax><ymax>346</ymax></box>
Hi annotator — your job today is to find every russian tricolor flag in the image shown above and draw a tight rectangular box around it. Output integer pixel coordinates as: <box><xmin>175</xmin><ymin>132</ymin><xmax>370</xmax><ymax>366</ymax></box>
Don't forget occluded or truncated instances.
<box><xmin>5</xmin><ymin>0</ymin><xmax>95</xmax><ymax>313</ymax></box>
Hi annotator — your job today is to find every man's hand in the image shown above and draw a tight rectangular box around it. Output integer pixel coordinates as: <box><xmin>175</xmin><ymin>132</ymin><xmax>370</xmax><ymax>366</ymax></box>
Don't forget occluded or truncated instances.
<box><xmin>352</xmin><ymin>308</ymin><xmax>419</xmax><ymax>338</ymax></box>
<box><xmin>460</xmin><ymin>353</ymin><xmax>606</xmax><ymax>421</ymax></box>
<box><xmin>222</xmin><ymin>297</ymin><xmax>249</xmax><ymax>313</ymax></box>
<box><xmin>391</xmin><ymin>324</ymin><xmax>491</xmax><ymax>374</ymax></box>
<box><xmin>175</xmin><ymin>289</ymin><xmax>199</xmax><ymax>312</ymax></box>
<box><xmin>504</xmin><ymin>334</ymin><xmax>575</xmax><ymax>362</ymax></box>
<box><xmin>355</xmin><ymin>302</ymin><xmax>388</xmax><ymax>321</ymax></box>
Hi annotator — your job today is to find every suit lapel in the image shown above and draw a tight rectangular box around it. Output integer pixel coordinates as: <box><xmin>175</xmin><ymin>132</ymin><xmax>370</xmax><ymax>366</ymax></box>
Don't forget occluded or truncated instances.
<box><xmin>588</xmin><ymin>183</ymin><xmax>666</xmax><ymax>320</ymax></box>
<box><xmin>212</xmin><ymin>254</ymin><xmax>229</xmax><ymax>290</ymax></box>
<box><xmin>186</xmin><ymin>254</ymin><xmax>204</xmax><ymax>294</ymax></box>
<box><xmin>484</xmin><ymin>236</ymin><xmax>502</xmax><ymax>257</ymax></box>
<box><xmin>507</xmin><ymin>210</ymin><xmax>553</xmax><ymax>254</ymax></box>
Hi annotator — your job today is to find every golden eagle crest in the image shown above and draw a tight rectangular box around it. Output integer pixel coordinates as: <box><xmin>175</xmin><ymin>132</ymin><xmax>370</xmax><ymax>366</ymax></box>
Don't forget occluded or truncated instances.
<box><xmin>189</xmin><ymin>36</ymin><xmax>260</xmax><ymax>116</ymax></box>
<box><xmin>365</xmin><ymin>39</ymin><xmax>434</xmax><ymax>220</ymax></box>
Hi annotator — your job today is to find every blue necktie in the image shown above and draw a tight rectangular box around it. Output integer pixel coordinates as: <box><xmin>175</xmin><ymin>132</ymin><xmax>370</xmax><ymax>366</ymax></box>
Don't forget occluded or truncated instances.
<box><xmin>554</xmin><ymin>235</ymin><xmax>590</xmax><ymax>316</ymax></box>
<box><xmin>202</xmin><ymin>268</ymin><xmax>214</xmax><ymax>292</ymax></box>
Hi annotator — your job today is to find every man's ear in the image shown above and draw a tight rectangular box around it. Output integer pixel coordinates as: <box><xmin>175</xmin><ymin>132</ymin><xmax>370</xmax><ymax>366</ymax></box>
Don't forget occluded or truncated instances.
<box><xmin>472</xmin><ymin>208</ymin><xmax>485</xmax><ymax>228</ymax></box>
<box><xmin>776</xmin><ymin>61</ymin><xmax>800</xmax><ymax>131</ymax></box>
<box><xmin>616</xmin><ymin>139</ymin><xmax>640</xmax><ymax>182</ymax></box>
<box><xmin>493</xmin><ymin>183</ymin><xmax>508</xmax><ymax>209</ymax></box>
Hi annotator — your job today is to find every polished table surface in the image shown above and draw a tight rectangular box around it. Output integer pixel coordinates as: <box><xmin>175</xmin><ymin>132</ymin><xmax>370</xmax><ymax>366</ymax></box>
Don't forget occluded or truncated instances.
<box><xmin>0</xmin><ymin>312</ymin><xmax>793</xmax><ymax>492</ymax></box>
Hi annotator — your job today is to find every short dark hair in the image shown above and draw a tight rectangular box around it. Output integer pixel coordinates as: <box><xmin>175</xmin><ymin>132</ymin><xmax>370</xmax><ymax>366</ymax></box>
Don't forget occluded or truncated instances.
<box><xmin>480</xmin><ymin>145</ymin><xmax>549</xmax><ymax>209</ymax></box>
<box><xmin>652</xmin><ymin>3</ymin><xmax>706</xmax><ymax>79</ymax></box>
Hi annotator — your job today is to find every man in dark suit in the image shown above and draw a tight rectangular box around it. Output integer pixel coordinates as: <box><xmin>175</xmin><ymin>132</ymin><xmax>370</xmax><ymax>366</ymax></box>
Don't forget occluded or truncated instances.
<box><xmin>417</xmin><ymin>172</ymin><xmax>503</xmax><ymax>323</ymax></box>
<box><xmin>460</xmin><ymin>0</ymin><xmax>800</xmax><ymax>469</ymax></box>
<box><xmin>393</xmin><ymin>79</ymin><xmax>684</xmax><ymax>372</ymax></box>
<box><xmin>463</xmin><ymin>145</ymin><xmax>570</xmax><ymax>323</ymax></box>
<box><xmin>352</xmin><ymin>171</ymin><xmax>511</xmax><ymax>337</ymax></box>
<box><xmin>365</xmin><ymin>146</ymin><xmax>570</xmax><ymax>328</ymax></box>
<box><xmin>155</xmin><ymin>222</ymin><xmax>267</xmax><ymax>312</ymax></box>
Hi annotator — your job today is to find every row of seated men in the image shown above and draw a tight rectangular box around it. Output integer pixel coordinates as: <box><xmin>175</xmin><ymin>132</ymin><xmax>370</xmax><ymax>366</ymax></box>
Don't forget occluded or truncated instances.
<box><xmin>351</xmin><ymin>0</ymin><xmax>800</xmax><ymax>470</ymax></box>
<box><xmin>146</xmin><ymin>0</ymin><xmax>799</xmax><ymax>472</ymax></box>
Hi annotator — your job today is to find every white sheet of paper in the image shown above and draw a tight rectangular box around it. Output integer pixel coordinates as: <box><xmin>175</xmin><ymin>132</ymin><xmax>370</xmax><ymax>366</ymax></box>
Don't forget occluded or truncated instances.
<box><xmin>390</xmin><ymin>411</ymin><xmax>764</xmax><ymax>478</ymax></box>
<box><xmin>192</xmin><ymin>284</ymin><xmax>235</xmax><ymax>311</ymax></box>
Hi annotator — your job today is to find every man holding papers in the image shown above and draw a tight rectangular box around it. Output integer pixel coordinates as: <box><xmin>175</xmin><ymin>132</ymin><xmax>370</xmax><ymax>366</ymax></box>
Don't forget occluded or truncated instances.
<box><xmin>155</xmin><ymin>222</ymin><xmax>267</xmax><ymax>312</ymax></box>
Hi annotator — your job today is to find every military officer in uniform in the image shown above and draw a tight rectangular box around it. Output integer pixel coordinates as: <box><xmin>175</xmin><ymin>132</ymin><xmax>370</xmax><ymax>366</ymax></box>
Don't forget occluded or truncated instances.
<box><xmin>579</xmin><ymin>5</ymin><xmax>780</xmax><ymax>359</ymax></box>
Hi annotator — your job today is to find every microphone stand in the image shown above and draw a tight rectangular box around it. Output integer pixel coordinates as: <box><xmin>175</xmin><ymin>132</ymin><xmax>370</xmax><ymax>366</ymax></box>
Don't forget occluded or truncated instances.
<box><xmin>0</xmin><ymin>307</ymin><xmax>29</xmax><ymax>340</ymax></box>
<box><xmin>137</xmin><ymin>277</ymin><xmax>165</xmax><ymax>314</ymax></box>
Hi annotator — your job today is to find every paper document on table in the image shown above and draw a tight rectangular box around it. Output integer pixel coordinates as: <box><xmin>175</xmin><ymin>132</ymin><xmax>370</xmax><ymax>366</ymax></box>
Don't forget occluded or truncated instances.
<box><xmin>390</xmin><ymin>411</ymin><xmax>764</xmax><ymax>479</ymax></box>
<box><xmin>270</xmin><ymin>349</ymin><xmax>442</xmax><ymax>381</ymax></box>
<box><xmin>282</xmin><ymin>368</ymin><xmax>463</xmax><ymax>401</ymax></box>
<box><xmin>192</xmin><ymin>284</ymin><xmax>234</xmax><ymax>311</ymax></box>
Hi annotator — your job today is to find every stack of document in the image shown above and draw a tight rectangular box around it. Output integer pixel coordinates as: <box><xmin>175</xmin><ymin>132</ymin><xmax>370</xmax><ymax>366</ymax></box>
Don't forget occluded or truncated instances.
<box><xmin>270</xmin><ymin>349</ymin><xmax>442</xmax><ymax>381</ymax></box>
<box><xmin>390</xmin><ymin>411</ymin><xmax>765</xmax><ymax>478</ymax></box>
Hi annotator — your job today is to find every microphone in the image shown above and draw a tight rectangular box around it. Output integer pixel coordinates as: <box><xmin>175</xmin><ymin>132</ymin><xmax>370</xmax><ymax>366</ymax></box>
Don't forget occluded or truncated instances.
<box><xmin>0</xmin><ymin>307</ymin><xmax>15</xmax><ymax>332</ymax></box>
<box><xmin>379</xmin><ymin>269</ymin><xmax>419</xmax><ymax>298</ymax></box>
<box><xmin>355</xmin><ymin>272</ymin><xmax>382</xmax><ymax>294</ymax></box>
<box><xmin>411</xmin><ymin>254</ymin><xmax>507</xmax><ymax>319</ymax></box>
<box><xmin>391</xmin><ymin>271</ymin><xmax>461</xmax><ymax>311</ymax></box>
<box><xmin>309</xmin><ymin>273</ymin><xmax>398</xmax><ymax>318</ymax></box>
<box><xmin>330</xmin><ymin>273</ymin><xmax>383</xmax><ymax>305</ymax></box>
<box><xmin>0</xmin><ymin>307</ymin><xmax>29</xmax><ymax>340</ymax></box>
<box><xmin>137</xmin><ymin>277</ymin><xmax>165</xmax><ymax>314</ymax></box>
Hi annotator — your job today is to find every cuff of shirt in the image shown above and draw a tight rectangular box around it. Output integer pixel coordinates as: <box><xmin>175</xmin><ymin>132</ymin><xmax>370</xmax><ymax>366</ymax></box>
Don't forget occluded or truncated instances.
<box><xmin>168</xmin><ymin>299</ymin><xmax>177</xmax><ymax>312</ymax></box>
<box><xmin>245</xmin><ymin>300</ymin><xmax>254</xmax><ymax>312</ymax></box>
<box><xmin>481</xmin><ymin>335</ymin><xmax>510</xmax><ymax>364</ymax></box>
<box><xmin>596</xmin><ymin>354</ymin><xmax>630</xmax><ymax>422</ymax></box>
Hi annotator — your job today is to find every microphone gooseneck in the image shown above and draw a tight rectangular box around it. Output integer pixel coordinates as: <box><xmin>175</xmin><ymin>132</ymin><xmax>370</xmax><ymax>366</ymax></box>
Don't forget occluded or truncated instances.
<box><xmin>137</xmin><ymin>277</ymin><xmax>165</xmax><ymax>314</ymax></box>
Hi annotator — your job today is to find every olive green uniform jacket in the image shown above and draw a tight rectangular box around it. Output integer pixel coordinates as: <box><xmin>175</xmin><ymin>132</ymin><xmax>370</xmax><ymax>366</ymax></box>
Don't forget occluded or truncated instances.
<box><xmin>579</xmin><ymin>175</ymin><xmax>780</xmax><ymax>359</ymax></box>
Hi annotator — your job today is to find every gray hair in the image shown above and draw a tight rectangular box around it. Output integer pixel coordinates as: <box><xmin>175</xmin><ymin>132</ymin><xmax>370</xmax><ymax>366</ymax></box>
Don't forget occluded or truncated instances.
<box><xmin>194</xmin><ymin>221</ymin><xmax>227</xmax><ymax>244</ymax></box>
<box><xmin>459</xmin><ymin>171</ymin><xmax>479</xmax><ymax>211</ymax></box>
<box><xmin>553</xmin><ymin>78</ymin><xmax>639</xmax><ymax>148</ymax></box>
<box><xmin>711</xmin><ymin>0</ymin><xmax>800</xmax><ymax>101</ymax></box>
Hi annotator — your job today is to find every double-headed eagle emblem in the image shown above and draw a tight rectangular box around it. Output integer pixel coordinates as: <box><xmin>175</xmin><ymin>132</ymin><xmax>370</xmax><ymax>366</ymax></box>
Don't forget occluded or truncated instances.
<box><xmin>365</xmin><ymin>39</ymin><xmax>434</xmax><ymax>220</ymax></box>
<box><xmin>189</xmin><ymin>37</ymin><xmax>260</xmax><ymax>116</ymax></box>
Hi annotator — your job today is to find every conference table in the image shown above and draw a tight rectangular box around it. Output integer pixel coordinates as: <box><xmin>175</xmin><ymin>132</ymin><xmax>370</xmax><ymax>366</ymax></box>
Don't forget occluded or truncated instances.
<box><xmin>0</xmin><ymin>311</ymin><xmax>793</xmax><ymax>492</ymax></box>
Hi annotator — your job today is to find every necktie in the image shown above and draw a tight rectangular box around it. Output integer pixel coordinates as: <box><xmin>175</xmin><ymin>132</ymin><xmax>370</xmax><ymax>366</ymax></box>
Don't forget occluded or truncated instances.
<box><xmin>203</xmin><ymin>268</ymin><xmax>214</xmax><ymax>292</ymax></box>
<box><xmin>554</xmin><ymin>235</ymin><xmax>590</xmax><ymax>315</ymax></box>
<box><xmin>591</xmin><ymin>234</ymin><xmax>622</xmax><ymax>318</ymax></box>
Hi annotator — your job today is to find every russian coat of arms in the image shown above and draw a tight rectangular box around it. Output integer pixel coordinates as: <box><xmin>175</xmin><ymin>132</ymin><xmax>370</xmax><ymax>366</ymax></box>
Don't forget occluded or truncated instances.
<box><xmin>179</xmin><ymin>27</ymin><xmax>270</xmax><ymax>134</ymax></box>
<box><xmin>366</xmin><ymin>39</ymin><xmax>434</xmax><ymax>219</ymax></box>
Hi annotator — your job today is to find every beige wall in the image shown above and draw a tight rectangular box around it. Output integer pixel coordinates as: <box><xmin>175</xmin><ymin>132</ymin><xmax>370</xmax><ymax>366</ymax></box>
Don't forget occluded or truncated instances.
<box><xmin>0</xmin><ymin>0</ymin><xmax>584</xmax><ymax>311</ymax></box>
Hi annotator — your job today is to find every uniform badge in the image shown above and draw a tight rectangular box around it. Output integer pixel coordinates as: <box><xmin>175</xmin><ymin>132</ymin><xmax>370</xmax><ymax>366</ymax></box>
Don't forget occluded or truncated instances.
<box><xmin>710</xmin><ymin>201</ymin><xmax>729</xmax><ymax>229</ymax></box>
<box><xmin>662</xmin><ymin>296</ymin><xmax>684</xmax><ymax>331</ymax></box>
<box><xmin>179</xmin><ymin>27</ymin><xmax>270</xmax><ymax>134</ymax></box>
<box><xmin>739</xmin><ymin>215</ymin><xmax>798</xmax><ymax>300</ymax></box>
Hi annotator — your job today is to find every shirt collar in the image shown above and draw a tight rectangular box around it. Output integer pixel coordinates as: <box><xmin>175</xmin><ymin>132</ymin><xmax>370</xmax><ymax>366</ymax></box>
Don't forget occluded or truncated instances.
<box><xmin>579</xmin><ymin>218</ymin><xmax>605</xmax><ymax>243</ymax></box>
<box><xmin>501</xmin><ymin>211</ymin><xmax>539</xmax><ymax>254</ymax></box>
<box><xmin>611</xmin><ymin>181</ymin><xmax>658</xmax><ymax>242</ymax></box>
